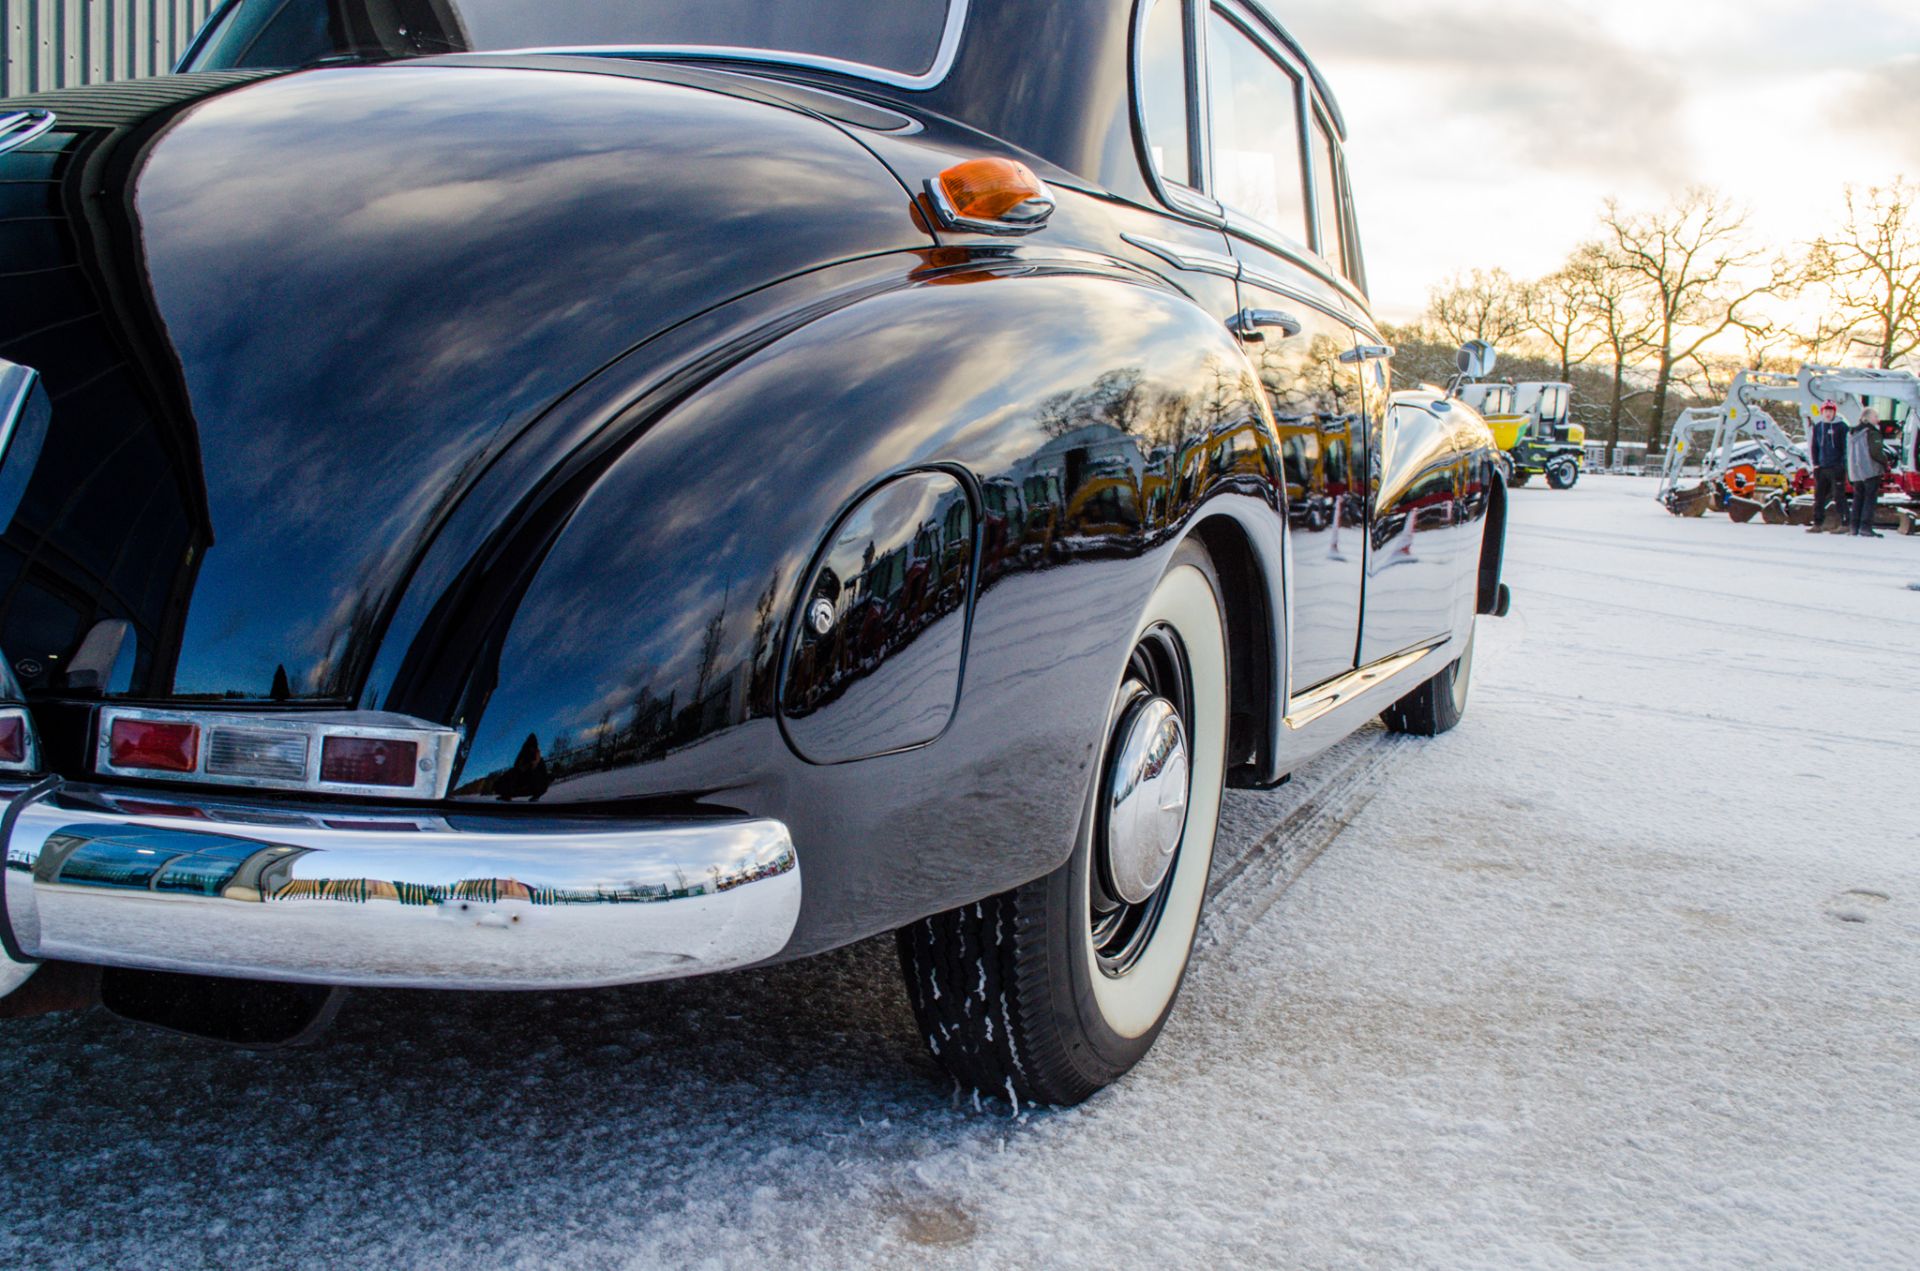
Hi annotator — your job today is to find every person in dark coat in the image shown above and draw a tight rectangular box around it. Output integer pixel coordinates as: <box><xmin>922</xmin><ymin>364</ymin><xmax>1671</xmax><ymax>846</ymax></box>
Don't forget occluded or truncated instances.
<box><xmin>1846</xmin><ymin>408</ymin><xmax>1893</xmax><ymax>538</ymax></box>
<box><xmin>1807</xmin><ymin>400</ymin><xmax>1851</xmax><ymax>533</ymax></box>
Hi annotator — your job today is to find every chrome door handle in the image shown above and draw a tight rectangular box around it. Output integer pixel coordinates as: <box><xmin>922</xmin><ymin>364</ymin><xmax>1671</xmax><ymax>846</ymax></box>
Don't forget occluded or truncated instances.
<box><xmin>1339</xmin><ymin>343</ymin><xmax>1396</xmax><ymax>364</ymax></box>
<box><xmin>1228</xmin><ymin>309</ymin><xmax>1303</xmax><ymax>342</ymax></box>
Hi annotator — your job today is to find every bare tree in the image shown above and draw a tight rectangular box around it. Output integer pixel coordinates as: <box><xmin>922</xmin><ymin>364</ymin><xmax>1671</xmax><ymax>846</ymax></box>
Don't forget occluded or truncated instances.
<box><xmin>1426</xmin><ymin>268</ymin><xmax>1529</xmax><ymax>350</ymax></box>
<box><xmin>1525</xmin><ymin>267</ymin><xmax>1603</xmax><ymax>382</ymax></box>
<box><xmin>1808</xmin><ymin>177</ymin><xmax>1920</xmax><ymax>369</ymax></box>
<box><xmin>1563</xmin><ymin>242</ymin><xmax>1658</xmax><ymax>464</ymax></box>
<box><xmin>1601</xmin><ymin>188</ymin><xmax>1792</xmax><ymax>452</ymax></box>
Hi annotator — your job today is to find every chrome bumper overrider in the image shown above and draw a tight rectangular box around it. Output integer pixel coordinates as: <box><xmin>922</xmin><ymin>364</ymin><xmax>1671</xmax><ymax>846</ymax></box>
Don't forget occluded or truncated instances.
<box><xmin>0</xmin><ymin>781</ymin><xmax>799</xmax><ymax>995</ymax></box>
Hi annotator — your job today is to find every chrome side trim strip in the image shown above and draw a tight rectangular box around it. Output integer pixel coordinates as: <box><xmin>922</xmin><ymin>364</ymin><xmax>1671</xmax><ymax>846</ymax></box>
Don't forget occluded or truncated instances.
<box><xmin>491</xmin><ymin>0</ymin><xmax>970</xmax><ymax>92</ymax></box>
<box><xmin>1238</xmin><ymin>262</ymin><xmax>1372</xmax><ymax>330</ymax></box>
<box><xmin>0</xmin><ymin>111</ymin><xmax>57</xmax><ymax>159</ymax></box>
<box><xmin>1</xmin><ymin>784</ymin><xmax>802</xmax><ymax>992</ymax></box>
<box><xmin>1283</xmin><ymin>640</ymin><xmax>1444</xmax><ymax>731</ymax></box>
<box><xmin>1121</xmin><ymin>233</ymin><xmax>1240</xmax><ymax>279</ymax></box>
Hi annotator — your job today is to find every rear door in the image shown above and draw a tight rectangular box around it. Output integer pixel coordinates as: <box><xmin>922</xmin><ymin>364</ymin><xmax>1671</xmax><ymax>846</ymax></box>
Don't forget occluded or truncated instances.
<box><xmin>1237</xmin><ymin>294</ymin><xmax>1368</xmax><ymax>688</ymax></box>
<box><xmin>1201</xmin><ymin>0</ymin><xmax>1373</xmax><ymax>688</ymax></box>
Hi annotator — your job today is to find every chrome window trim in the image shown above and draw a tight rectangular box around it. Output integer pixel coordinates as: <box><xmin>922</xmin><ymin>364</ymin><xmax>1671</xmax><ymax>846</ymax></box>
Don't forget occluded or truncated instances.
<box><xmin>1206</xmin><ymin>3</ymin><xmax>1315</xmax><ymax>257</ymax></box>
<box><xmin>1305</xmin><ymin>100</ymin><xmax>1343</xmax><ymax>273</ymax></box>
<box><xmin>1197</xmin><ymin>1</ymin><xmax>1373</xmax><ymax>309</ymax></box>
<box><xmin>1235</xmin><ymin>0</ymin><xmax>1348</xmax><ymax>140</ymax></box>
<box><xmin>1130</xmin><ymin>0</ymin><xmax>1220</xmax><ymax>224</ymax></box>
<box><xmin>0</xmin><ymin>111</ymin><xmax>57</xmax><ymax>159</ymax></box>
<box><xmin>488</xmin><ymin>0</ymin><xmax>969</xmax><ymax>91</ymax></box>
<box><xmin>95</xmin><ymin>708</ymin><xmax>462</xmax><ymax>800</ymax></box>
<box><xmin>0</xmin><ymin>358</ymin><xmax>40</xmax><ymax>466</ymax></box>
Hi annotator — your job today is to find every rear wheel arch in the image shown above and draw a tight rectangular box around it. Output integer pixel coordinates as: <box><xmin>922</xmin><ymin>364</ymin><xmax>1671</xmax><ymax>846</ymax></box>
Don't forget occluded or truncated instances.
<box><xmin>1189</xmin><ymin>513</ymin><xmax>1279</xmax><ymax>787</ymax></box>
<box><xmin>1476</xmin><ymin>469</ymin><xmax>1509</xmax><ymax>615</ymax></box>
<box><xmin>439</xmin><ymin>264</ymin><xmax>1278</xmax><ymax>806</ymax></box>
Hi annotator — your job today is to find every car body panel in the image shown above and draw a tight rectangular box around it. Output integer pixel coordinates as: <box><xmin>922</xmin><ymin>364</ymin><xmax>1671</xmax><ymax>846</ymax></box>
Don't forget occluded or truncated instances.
<box><xmin>0</xmin><ymin>0</ymin><xmax>1505</xmax><ymax>975</ymax></box>
<box><xmin>0</xmin><ymin>63</ymin><xmax>928</xmax><ymax>706</ymax></box>
<box><xmin>443</xmin><ymin>263</ymin><xmax>1280</xmax><ymax>953</ymax></box>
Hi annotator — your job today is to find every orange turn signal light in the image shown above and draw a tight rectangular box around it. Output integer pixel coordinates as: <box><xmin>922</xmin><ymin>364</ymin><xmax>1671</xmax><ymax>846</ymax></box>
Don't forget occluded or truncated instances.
<box><xmin>930</xmin><ymin>158</ymin><xmax>1054</xmax><ymax>231</ymax></box>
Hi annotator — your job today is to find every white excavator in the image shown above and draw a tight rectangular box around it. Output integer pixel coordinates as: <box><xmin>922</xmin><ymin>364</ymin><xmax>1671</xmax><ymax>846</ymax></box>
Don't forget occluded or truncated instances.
<box><xmin>1658</xmin><ymin>365</ymin><xmax>1920</xmax><ymax>526</ymax></box>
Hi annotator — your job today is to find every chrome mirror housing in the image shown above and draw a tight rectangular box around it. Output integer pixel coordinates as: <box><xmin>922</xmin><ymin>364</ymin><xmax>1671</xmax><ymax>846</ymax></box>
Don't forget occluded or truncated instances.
<box><xmin>1455</xmin><ymin>340</ymin><xmax>1497</xmax><ymax>381</ymax></box>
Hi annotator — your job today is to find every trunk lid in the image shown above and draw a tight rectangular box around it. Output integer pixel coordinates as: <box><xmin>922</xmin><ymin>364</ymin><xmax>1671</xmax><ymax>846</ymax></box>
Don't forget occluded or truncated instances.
<box><xmin>0</xmin><ymin>62</ymin><xmax>922</xmax><ymax>705</ymax></box>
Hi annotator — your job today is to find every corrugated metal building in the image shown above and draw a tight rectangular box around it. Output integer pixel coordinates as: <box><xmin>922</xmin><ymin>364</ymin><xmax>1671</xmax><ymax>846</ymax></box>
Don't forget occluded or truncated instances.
<box><xmin>4</xmin><ymin>1</ymin><xmax>218</xmax><ymax>99</ymax></box>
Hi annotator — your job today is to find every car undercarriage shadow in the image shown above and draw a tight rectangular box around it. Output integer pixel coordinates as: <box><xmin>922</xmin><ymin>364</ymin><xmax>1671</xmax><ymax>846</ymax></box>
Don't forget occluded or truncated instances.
<box><xmin>0</xmin><ymin>937</ymin><xmax>1023</xmax><ymax>1266</ymax></box>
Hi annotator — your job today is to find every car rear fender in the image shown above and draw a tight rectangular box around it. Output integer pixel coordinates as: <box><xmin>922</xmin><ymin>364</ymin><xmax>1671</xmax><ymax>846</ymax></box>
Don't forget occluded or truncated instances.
<box><xmin>412</xmin><ymin>257</ymin><xmax>1289</xmax><ymax>955</ymax></box>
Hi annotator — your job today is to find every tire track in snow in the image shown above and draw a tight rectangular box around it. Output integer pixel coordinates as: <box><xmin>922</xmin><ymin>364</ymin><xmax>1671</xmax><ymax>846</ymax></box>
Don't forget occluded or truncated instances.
<box><xmin>1516</xmin><ymin>525</ymin><xmax>1920</xmax><ymax>582</ymax></box>
<box><xmin>1197</xmin><ymin>730</ymin><xmax>1402</xmax><ymax>956</ymax></box>
<box><xmin>1513</xmin><ymin>560</ymin><xmax>1920</xmax><ymax>629</ymax></box>
<box><xmin>1521</xmin><ymin>587</ymin><xmax>1916</xmax><ymax>657</ymax></box>
<box><xmin>1478</xmin><ymin>684</ymin><xmax>1920</xmax><ymax>752</ymax></box>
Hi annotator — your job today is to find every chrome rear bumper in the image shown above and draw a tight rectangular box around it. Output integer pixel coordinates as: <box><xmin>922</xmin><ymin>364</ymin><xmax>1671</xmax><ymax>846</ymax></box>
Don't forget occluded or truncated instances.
<box><xmin>0</xmin><ymin>780</ymin><xmax>799</xmax><ymax>995</ymax></box>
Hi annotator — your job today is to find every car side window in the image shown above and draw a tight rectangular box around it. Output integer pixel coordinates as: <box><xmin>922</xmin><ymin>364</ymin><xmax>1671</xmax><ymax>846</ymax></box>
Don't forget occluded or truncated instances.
<box><xmin>1338</xmin><ymin>164</ymin><xmax>1368</xmax><ymax>292</ymax></box>
<box><xmin>1205</xmin><ymin>8</ymin><xmax>1309</xmax><ymax>246</ymax></box>
<box><xmin>1308</xmin><ymin>112</ymin><xmax>1345</xmax><ymax>273</ymax></box>
<box><xmin>1138</xmin><ymin>0</ymin><xmax>1195</xmax><ymax>188</ymax></box>
<box><xmin>185</xmin><ymin>0</ymin><xmax>333</xmax><ymax>70</ymax></box>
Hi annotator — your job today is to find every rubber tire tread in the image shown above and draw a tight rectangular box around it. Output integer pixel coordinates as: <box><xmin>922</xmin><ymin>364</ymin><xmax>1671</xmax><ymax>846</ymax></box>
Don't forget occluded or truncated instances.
<box><xmin>897</xmin><ymin>880</ymin><xmax>1095</xmax><ymax>1107</ymax></box>
<box><xmin>896</xmin><ymin>541</ymin><xmax>1224</xmax><ymax>1107</ymax></box>
<box><xmin>1378</xmin><ymin>661</ymin><xmax>1463</xmax><ymax>737</ymax></box>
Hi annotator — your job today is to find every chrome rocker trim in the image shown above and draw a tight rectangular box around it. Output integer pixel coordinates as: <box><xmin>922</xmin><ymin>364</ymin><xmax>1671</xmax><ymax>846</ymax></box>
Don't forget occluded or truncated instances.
<box><xmin>0</xmin><ymin>781</ymin><xmax>800</xmax><ymax>994</ymax></box>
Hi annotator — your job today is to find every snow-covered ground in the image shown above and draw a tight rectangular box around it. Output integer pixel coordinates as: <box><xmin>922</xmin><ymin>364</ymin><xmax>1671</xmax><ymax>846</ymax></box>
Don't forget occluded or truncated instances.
<box><xmin>2</xmin><ymin>474</ymin><xmax>1916</xmax><ymax>1268</ymax></box>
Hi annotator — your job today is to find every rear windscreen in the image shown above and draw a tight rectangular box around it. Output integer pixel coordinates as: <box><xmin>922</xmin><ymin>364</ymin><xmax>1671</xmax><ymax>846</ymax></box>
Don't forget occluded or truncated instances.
<box><xmin>187</xmin><ymin>0</ymin><xmax>956</xmax><ymax>80</ymax></box>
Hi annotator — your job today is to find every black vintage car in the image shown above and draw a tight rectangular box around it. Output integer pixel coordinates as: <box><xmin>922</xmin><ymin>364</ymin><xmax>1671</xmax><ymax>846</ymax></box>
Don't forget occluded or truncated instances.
<box><xmin>0</xmin><ymin>0</ymin><xmax>1507</xmax><ymax>1103</ymax></box>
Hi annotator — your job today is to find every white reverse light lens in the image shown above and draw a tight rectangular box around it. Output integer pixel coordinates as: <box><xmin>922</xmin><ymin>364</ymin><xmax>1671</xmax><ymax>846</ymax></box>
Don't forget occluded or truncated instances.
<box><xmin>205</xmin><ymin>728</ymin><xmax>310</xmax><ymax>782</ymax></box>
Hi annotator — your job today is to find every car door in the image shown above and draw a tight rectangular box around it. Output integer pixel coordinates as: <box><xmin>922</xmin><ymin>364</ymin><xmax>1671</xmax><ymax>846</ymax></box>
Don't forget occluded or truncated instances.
<box><xmin>1200</xmin><ymin>0</ymin><xmax>1371</xmax><ymax>688</ymax></box>
<box><xmin>1359</xmin><ymin>388</ymin><xmax>1477</xmax><ymax>665</ymax></box>
<box><xmin>1236</xmin><ymin>297</ymin><xmax>1368</xmax><ymax>687</ymax></box>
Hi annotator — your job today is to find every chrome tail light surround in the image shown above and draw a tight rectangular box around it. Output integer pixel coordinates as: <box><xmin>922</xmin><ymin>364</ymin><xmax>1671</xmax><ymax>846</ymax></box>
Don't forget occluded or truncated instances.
<box><xmin>94</xmin><ymin>708</ymin><xmax>462</xmax><ymax>800</ymax></box>
<box><xmin>0</xmin><ymin>706</ymin><xmax>42</xmax><ymax>774</ymax></box>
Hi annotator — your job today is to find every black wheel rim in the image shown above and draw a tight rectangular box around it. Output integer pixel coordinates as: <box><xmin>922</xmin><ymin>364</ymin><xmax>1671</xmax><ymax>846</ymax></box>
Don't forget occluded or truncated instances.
<box><xmin>1091</xmin><ymin>623</ymin><xmax>1192</xmax><ymax>978</ymax></box>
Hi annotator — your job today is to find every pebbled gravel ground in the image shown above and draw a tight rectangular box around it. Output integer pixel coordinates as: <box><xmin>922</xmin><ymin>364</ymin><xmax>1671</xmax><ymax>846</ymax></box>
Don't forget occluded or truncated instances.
<box><xmin>2</xmin><ymin>475</ymin><xmax>1916</xmax><ymax>1269</ymax></box>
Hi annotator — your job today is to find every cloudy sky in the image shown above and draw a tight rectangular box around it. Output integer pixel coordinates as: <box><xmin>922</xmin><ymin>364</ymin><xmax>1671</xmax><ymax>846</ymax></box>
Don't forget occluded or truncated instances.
<box><xmin>1281</xmin><ymin>0</ymin><xmax>1920</xmax><ymax>324</ymax></box>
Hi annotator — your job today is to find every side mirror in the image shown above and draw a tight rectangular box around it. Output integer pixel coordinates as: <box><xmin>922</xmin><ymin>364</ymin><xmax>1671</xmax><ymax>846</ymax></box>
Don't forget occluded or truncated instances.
<box><xmin>1455</xmin><ymin>340</ymin><xmax>1497</xmax><ymax>380</ymax></box>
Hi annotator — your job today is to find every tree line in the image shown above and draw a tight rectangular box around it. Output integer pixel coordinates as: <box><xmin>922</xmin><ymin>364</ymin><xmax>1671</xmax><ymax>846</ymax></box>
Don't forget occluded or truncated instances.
<box><xmin>1383</xmin><ymin>180</ymin><xmax>1920</xmax><ymax>463</ymax></box>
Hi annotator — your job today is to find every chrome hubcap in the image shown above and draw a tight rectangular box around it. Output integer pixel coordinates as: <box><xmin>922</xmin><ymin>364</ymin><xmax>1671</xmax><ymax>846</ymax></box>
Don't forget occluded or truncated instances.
<box><xmin>1102</xmin><ymin>693</ymin><xmax>1190</xmax><ymax>907</ymax></box>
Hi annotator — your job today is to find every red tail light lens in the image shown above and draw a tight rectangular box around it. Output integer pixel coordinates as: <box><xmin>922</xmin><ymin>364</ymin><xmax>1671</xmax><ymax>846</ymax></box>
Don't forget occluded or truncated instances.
<box><xmin>114</xmin><ymin>799</ymin><xmax>208</xmax><ymax>820</ymax></box>
<box><xmin>0</xmin><ymin>715</ymin><xmax>26</xmax><ymax>765</ymax></box>
<box><xmin>109</xmin><ymin>719</ymin><xmax>200</xmax><ymax>772</ymax></box>
<box><xmin>320</xmin><ymin>737</ymin><xmax>418</xmax><ymax>788</ymax></box>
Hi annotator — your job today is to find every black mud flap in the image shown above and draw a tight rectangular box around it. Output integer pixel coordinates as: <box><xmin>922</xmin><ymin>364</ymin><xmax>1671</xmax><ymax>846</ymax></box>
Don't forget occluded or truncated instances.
<box><xmin>101</xmin><ymin>968</ymin><xmax>347</xmax><ymax>1049</ymax></box>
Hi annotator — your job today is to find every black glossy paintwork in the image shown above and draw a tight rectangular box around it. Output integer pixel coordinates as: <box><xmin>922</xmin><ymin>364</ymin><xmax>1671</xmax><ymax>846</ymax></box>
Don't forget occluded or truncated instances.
<box><xmin>0</xmin><ymin>1</ymin><xmax>1501</xmax><ymax>960</ymax></box>
<box><xmin>1237</xmin><ymin>297</ymin><xmax>1369</xmax><ymax>690</ymax></box>
<box><xmin>0</xmin><ymin>63</ymin><xmax>925</xmax><ymax>704</ymax></box>
<box><xmin>782</xmin><ymin>470</ymin><xmax>975</xmax><ymax>765</ymax></box>
<box><xmin>446</xmin><ymin>265</ymin><xmax>1277</xmax><ymax>949</ymax></box>
<box><xmin>1361</xmin><ymin>394</ymin><xmax>1495</xmax><ymax>666</ymax></box>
